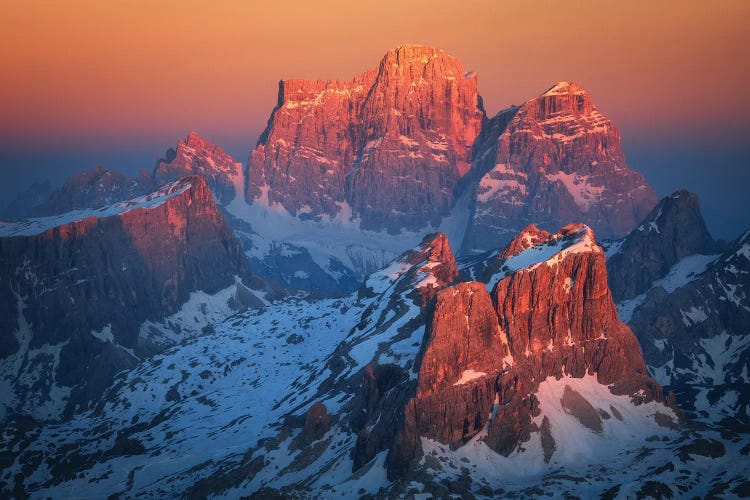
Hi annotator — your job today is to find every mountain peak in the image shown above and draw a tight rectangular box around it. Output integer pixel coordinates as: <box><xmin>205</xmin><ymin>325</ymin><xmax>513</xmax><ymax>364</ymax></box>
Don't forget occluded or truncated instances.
<box><xmin>250</xmin><ymin>45</ymin><xmax>483</xmax><ymax>233</ymax></box>
<box><xmin>499</xmin><ymin>223</ymin><xmax>553</xmax><ymax>259</ymax></box>
<box><xmin>154</xmin><ymin>132</ymin><xmax>241</xmax><ymax>205</ymax></box>
<box><xmin>635</xmin><ymin>189</ymin><xmax>713</xmax><ymax>244</ymax></box>
<box><xmin>388</xmin><ymin>44</ymin><xmax>451</xmax><ymax>63</ymax></box>
<box><xmin>375</xmin><ymin>45</ymin><xmax>468</xmax><ymax>82</ymax></box>
<box><xmin>184</xmin><ymin>131</ymin><xmax>209</xmax><ymax>147</ymax></box>
<box><xmin>467</xmin><ymin>75</ymin><xmax>657</xmax><ymax>250</ymax></box>
<box><xmin>28</xmin><ymin>165</ymin><xmax>142</xmax><ymax>217</ymax></box>
<box><xmin>669</xmin><ymin>188</ymin><xmax>698</xmax><ymax>202</ymax></box>
<box><xmin>409</xmin><ymin>232</ymin><xmax>458</xmax><ymax>287</ymax></box>
<box><xmin>542</xmin><ymin>81</ymin><xmax>588</xmax><ymax>96</ymax></box>
<box><xmin>607</xmin><ymin>190</ymin><xmax>719</xmax><ymax>302</ymax></box>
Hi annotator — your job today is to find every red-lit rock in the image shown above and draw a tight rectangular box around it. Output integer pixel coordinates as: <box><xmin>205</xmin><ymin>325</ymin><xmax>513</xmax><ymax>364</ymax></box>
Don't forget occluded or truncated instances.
<box><xmin>154</xmin><ymin>131</ymin><xmax>242</xmax><ymax>205</ymax></box>
<box><xmin>466</xmin><ymin>82</ymin><xmax>657</xmax><ymax>251</ymax></box>
<box><xmin>247</xmin><ymin>45</ymin><xmax>484</xmax><ymax>233</ymax></box>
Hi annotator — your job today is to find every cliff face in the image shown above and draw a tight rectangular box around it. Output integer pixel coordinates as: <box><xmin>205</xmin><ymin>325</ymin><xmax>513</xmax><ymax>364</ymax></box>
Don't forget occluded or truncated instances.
<box><xmin>0</xmin><ymin>176</ymin><xmax>253</xmax><ymax>420</ymax></box>
<box><xmin>607</xmin><ymin>190</ymin><xmax>719</xmax><ymax>303</ymax></box>
<box><xmin>247</xmin><ymin>45</ymin><xmax>484</xmax><ymax>233</ymax></box>
<box><xmin>392</xmin><ymin>224</ymin><xmax>664</xmax><ymax>472</ymax></box>
<box><xmin>465</xmin><ymin>82</ymin><xmax>657</xmax><ymax>252</ymax></box>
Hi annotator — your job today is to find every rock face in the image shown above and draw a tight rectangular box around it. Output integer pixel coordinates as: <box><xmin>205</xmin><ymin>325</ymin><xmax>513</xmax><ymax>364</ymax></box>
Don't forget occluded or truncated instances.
<box><xmin>607</xmin><ymin>190</ymin><xmax>719</xmax><ymax>303</ymax></box>
<box><xmin>0</xmin><ymin>176</ymin><xmax>253</xmax><ymax>420</ymax></box>
<box><xmin>247</xmin><ymin>44</ymin><xmax>484</xmax><ymax>233</ymax></box>
<box><xmin>627</xmin><ymin>230</ymin><xmax>750</xmax><ymax>388</ymax></box>
<box><xmin>465</xmin><ymin>82</ymin><xmax>657</xmax><ymax>252</ymax></box>
<box><xmin>154</xmin><ymin>131</ymin><xmax>242</xmax><ymax>205</ymax></box>
<box><xmin>393</xmin><ymin>224</ymin><xmax>663</xmax><ymax>470</ymax></box>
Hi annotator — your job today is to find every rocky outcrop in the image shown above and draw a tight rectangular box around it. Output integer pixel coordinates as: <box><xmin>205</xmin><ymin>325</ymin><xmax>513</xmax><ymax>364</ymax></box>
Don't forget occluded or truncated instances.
<box><xmin>602</xmin><ymin>192</ymin><xmax>747</xmax><ymax>421</ymax></box>
<box><xmin>348</xmin><ymin>232</ymin><xmax>459</xmax><ymax>472</ymax></box>
<box><xmin>154</xmin><ymin>131</ymin><xmax>242</xmax><ymax>205</ymax></box>
<box><xmin>301</xmin><ymin>402</ymin><xmax>331</xmax><ymax>444</ymax></box>
<box><xmin>0</xmin><ymin>176</ymin><xmax>255</xmax><ymax>420</ymax></box>
<box><xmin>247</xmin><ymin>44</ymin><xmax>484</xmax><ymax>233</ymax></box>
<box><xmin>465</xmin><ymin>82</ymin><xmax>657</xmax><ymax>252</ymax></box>
<box><xmin>393</xmin><ymin>224</ymin><xmax>663</xmax><ymax>470</ymax></box>
<box><xmin>607</xmin><ymin>190</ymin><xmax>719</xmax><ymax>302</ymax></box>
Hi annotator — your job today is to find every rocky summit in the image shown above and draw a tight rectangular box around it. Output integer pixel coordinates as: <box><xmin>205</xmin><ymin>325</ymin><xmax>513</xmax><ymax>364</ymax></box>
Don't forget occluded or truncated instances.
<box><xmin>464</xmin><ymin>82</ymin><xmax>657</xmax><ymax>252</ymax></box>
<box><xmin>605</xmin><ymin>190</ymin><xmax>749</xmax><ymax>425</ymax></box>
<box><xmin>248</xmin><ymin>44</ymin><xmax>483</xmax><ymax>233</ymax></box>
<box><xmin>154</xmin><ymin>131</ymin><xmax>243</xmax><ymax>206</ymax></box>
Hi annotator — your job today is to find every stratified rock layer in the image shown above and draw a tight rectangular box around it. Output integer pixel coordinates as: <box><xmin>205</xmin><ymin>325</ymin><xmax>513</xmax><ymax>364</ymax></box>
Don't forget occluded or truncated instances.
<box><xmin>247</xmin><ymin>45</ymin><xmax>484</xmax><ymax>233</ymax></box>
<box><xmin>466</xmin><ymin>82</ymin><xmax>657</xmax><ymax>251</ymax></box>
<box><xmin>392</xmin><ymin>225</ymin><xmax>663</xmax><ymax>472</ymax></box>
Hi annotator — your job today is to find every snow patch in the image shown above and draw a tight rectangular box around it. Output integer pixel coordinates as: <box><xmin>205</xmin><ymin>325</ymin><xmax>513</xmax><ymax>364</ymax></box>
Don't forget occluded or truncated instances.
<box><xmin>453</xmin><ymin>369</ymin><xmax>487</xmax><ymax>386</ymax></box>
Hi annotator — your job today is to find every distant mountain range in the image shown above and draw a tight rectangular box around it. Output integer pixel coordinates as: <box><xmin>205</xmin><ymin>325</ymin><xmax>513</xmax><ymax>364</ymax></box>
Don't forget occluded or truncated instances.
<box><xmin>4</xmin><ymin>45</ymin><xmax>657</xmax><ymax>295</ymax></box>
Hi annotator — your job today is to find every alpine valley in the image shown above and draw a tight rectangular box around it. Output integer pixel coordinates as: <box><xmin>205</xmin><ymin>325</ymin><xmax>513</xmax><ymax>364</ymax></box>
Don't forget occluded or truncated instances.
<box><xmin>1</xmin><ymin>45</ymin><xmax>748</xmax><ymax>498</ymax></box>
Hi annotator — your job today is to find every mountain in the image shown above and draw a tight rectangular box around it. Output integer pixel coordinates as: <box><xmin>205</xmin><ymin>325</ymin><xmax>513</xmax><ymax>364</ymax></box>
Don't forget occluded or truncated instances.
<box><xmin>236</xmin><ymin>49</ymin><xmax>658</xmax><ymax>294</ymax></box>
<box><xmin>5</xmin><ymin>224</ymin><xmax>723</xmax><ymax>499</ymax></box>
<box><xmin>7</xmin><ymin>132</ymin><xmax>241</xmax><ymax>220</ymax></box>
<box><xmin>247</xmin><ymin>44</ymin><xmax>483</xmax><ymax>233</ymax></box>
<box><xmin>382</xmin><ymin>224</ymin><xmax>668</xmax><ymax>476</ymax></box>
<box><xmin>463</xmin><ymin>82</ymin><xmax>657</xmax><ymax>253</ymax></box>
<box><xmin>606</xmin><ymin>189</ymin><xmax>720</xmax><ymax>303</ymax></box>
<box><xmin>628</xmin><ymin>231</ymin><xmax>749</xmax><ymax>388</ymax></box>
<box><xmin>7</xmin><ymin>49</ymin><xmax>660</xmax><ymax>296</ymax></box>
<box><xmin>154</xmin><ymin>131</ymin><xmax>242</xmax><ymax>206</ymax></box>
<box><xmin>0</xmin><ymin>176</ymin><xmax>264</xmax><ymax>422</ymax></box>
<box><xmin>605</xmin><ymin>190</ymin><xmax>749</xmax><ymax>425</ymax></box>
<box><xmin>29</xmin><ymin>166</ymin><xmax>150</xmax><ymax>217</ymax></box>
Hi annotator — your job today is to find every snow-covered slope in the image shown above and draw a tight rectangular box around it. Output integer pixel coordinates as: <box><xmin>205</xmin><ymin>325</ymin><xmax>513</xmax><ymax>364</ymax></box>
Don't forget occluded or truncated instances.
<box><xmin>605</xmin><ymin>192</ymin><xmax>750</xmax><ymax>428</ymax></box>
<box><xmin>6</xmin><ymin>226</ymin><xmax>737</xmax><ymax>499</ymax></box>
<box><xmin>0</xmin><ymin>233</ymin><xmax>455</xmax><ymax>496</ymax></box>
<box><xmin>225</xmin><ymin>161</ymin><xmax>472</xmax><ymax>294</ymax></box>
<box><xmin>0</xmin><ymin>176</ymin><xmax>263</xmax><ymax>422</ymax></box>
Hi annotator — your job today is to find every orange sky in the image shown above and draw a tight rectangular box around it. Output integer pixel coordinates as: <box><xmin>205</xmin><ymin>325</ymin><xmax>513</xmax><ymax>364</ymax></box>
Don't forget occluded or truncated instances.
<box><xmin>1</xmin><ymin>1</ymin><xmax>749</xmax><ymax>238</ymax></box>
<box><xmin>2</xmin><ymin>0</ymin><xmax>748</xmax><ymax>150</ymax></box>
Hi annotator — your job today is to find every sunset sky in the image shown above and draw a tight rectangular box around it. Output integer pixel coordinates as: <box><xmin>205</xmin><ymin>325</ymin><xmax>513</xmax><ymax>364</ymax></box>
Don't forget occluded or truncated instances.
<box><xmin>1</xmin><ymin>0</ymin><xmax>748</xmax><ymax>238</ymax></box>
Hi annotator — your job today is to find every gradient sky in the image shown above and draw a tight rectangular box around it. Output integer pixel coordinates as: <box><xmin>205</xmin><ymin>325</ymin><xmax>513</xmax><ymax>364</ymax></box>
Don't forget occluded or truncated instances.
<box><xmin>1</xmin><ymin>0</ymin><xmax>748</xmax><ymax>239</ymax></box>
